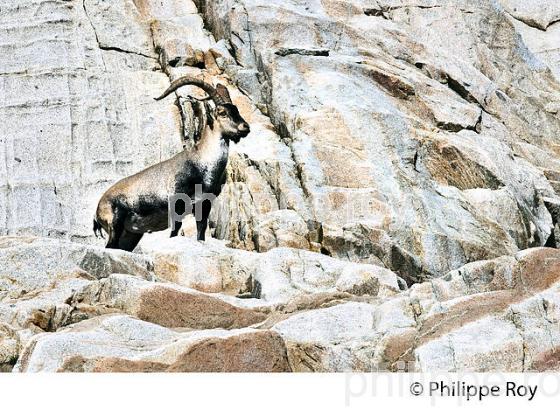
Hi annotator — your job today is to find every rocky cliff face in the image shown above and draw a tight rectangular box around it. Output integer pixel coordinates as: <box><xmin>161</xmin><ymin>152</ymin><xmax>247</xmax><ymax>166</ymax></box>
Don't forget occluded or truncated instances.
<box><xmin>1</xmin><ymin>0</ymin><xmax>560</xmax><ymax>372</ymax></box>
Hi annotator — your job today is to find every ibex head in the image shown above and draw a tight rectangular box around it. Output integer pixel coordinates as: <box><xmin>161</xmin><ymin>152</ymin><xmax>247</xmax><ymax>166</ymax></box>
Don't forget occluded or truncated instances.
<box><xmin>155</xmin><ymin>76</ymin><xmax>250</xmax><ymax>143</ymax></box>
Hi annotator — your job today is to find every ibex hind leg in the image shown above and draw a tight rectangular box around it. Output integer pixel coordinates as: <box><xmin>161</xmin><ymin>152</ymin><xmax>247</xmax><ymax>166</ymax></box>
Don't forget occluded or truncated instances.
<box><xmin>105</xmin><ymin>207</ymin><xmax>127</xmax><ymax>250</ymax></box>
<box><xmin>118</xmin><ymin>231</ymin><xmax>144</xmax><ymax>252</ymax></box>
<box><xmin>105</xmin><ymin>230</ymin><xmax>123</xmax><ymax>249</ymax></box>
<box><xmin>170</xmin><ymin>196</ymin><xmax>186</xmax><ymax>237</ymax></box>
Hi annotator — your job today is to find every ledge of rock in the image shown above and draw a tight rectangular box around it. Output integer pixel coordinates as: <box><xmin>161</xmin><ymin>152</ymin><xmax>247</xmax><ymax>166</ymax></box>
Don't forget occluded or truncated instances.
<box><xmin>69</xmin><ymin>274</ymin><xmax>268</xmax><ymax>329</ymax></box>
<box><xmin>14</xmin><ymin>315</ymin><xmax>290</xmax><ymax>372</ymax></box>
<box><xmin>272</xmin><ymin>247</ymin><xmax>560</xmax><ymax>371</ymax></box>
<box><xmin>1</xmin><ymin>236</ymin><xmax>559</xmax><ymax>372</ymax></box>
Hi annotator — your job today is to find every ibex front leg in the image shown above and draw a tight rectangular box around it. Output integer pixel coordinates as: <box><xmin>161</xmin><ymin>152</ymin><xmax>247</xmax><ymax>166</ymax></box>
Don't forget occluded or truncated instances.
<box><xmin>195</xmin><ymin>200</ymin><xmax>212</xmax><ymax>241</ymax></box>
<box><xmin>169</xmin><ymin>194</ymin><xmax>190</xmax><ymax>238</ymax></box>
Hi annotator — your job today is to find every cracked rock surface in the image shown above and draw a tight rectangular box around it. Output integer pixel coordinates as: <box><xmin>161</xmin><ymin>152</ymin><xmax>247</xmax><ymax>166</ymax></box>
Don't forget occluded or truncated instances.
<box><xmin>1</xmin><ymin>0</ymin><xmax>560</xmax><ymax>372</ymax></box>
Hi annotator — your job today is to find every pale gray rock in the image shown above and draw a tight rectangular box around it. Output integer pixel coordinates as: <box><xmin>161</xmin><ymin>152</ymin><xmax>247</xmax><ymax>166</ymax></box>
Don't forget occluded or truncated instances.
<box><xmin>0</xmin><ymin>323</ymin><xmax>19</xmax><ymax>371</ymax></box>
<box><xmin>273</xmin><ymin>299</ymin><xmax>417</xmax><ymax>371</ymax></box>
<box><xmin>198</xmin><ymin>0</ymin><xmax>560</xmax><ymax>280</ymax></box>
<box><xmin>498</xmin><ymin>0</ymin><xmax>560</xmax><ymax>30</ymax></box>
<box><xmin>138</xmin><ymin>235</ymin><xmax>401</xmax><ymax>303</ymax></box>
<box><xmin>0</xmin><ymin>236</ymin><xmax>154</xmax><ymax>369</ymax></box>
<box><xmin>273</xmin><ymin>302</ymin><xmax>380</xmax><ymax>371</ymax></box>
<box><xmin>70</xmin><ymin>273</ymin><xmax>268</xmax><ymax>329</ymax></box>
<box><xmin>14</xmin><ymin>314</ymin><xmax>290</xmax><ymax>372</ymax></box>
<box><xmin>253</xmin><ymin>210</ymin><xmax>311</xmax><ymax>252</ymax></box>
<box><xmin>83</xmin><ymin>0</ymin><xmax>157</xmax><ymax>58</ymax></box>
<box><xmin>3</xmin><ymin>240</ymin><xmax>560</xmax><ymax>373</ymax></box>
<box><xmin>415</xmin><ymin>316</ymin><xmax>524</xmax><ymax>372</ymax></box>
<box><xmin>505</xmin><ymin>284</ymin><xmax>560</xmax><ymax>371</ymax></box>
<box><xmin>7</xmin><ymin>0</ymin><xmax>558</xmax><ymax>281</ymax></box>
<box><xmin>133</xmin><ymin>0</ymin><xmax>199</xmax><ymax>19</ymax></box>
<box><xmin>0</xmin><ymin>234</ymin><xmax>400</xmax><ymax>371</ymax></box>
<box><xmin>269</xmin><ymin>247</ymin><xmax>560</xmax><ymax>371</ymax></box>
<box><xmin>211</xmin><ymin>39</ymin><xmax>237</xmax><ymax>70</ymax></box>
<box><xmin>462</xmin><ymin>188</ymin><xmax>531</xmax><ymax>250</ymax></box>
<box><xmin>0</xmin><ymin>278</ymin><xmax>90</xmax><ymax>332</ymax></box>
<box><xmin>0</xmin><ymin>0</ymin><xmax>183</xmax><ymax>241</ymax></box>
<box><xmin>151</xmin><ymin>15</ymin><xmax>214</xmax><ymax>67</ymax></box>
<box><xmin>509</xmin><ymin>15</ymin><xmax>560</xmax><ymax>81</ymax></box>
<box><xmin>253</xmin><ymin>247</ymin><xmax>401</xmax><ymax>303</ymax></box>
<box><xmin>137</xmin><ymin>234</ymin><xmax>257</xmax><ymax>294</ymax></box>
<box><xmin>274</xmin><ymin>302</ymin><xmax>379</xmax><ymax>345</ymax></box>
<box><xmin>0</xmin><ymin>236</ymin><xmax>154</xmax><ymax>299</ymax></box>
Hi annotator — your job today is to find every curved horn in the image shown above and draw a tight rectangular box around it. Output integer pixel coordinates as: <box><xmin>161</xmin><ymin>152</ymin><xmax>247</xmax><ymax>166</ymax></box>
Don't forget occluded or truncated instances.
<box><xmin>154</xmin><ymin>76</ymin><xmax>219</xmax><ymax>102</ymax></box>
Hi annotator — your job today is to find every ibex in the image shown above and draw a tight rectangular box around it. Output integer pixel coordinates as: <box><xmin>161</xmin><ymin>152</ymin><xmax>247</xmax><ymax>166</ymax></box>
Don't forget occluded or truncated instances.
<box><xmin>93</xmin><ymin>77</ymin><xmax>250</xmax><ymax>251</ymax></box>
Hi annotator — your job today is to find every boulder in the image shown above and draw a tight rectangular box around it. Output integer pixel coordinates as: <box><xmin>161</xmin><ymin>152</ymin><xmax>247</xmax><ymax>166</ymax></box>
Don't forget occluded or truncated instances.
<box><xmin>14</xmin><ymin>315</ymin><xmax>290</xmax><ymax>372</ymax></box>
<box><xmin>0</xmin><ymin>236</ymin><xmax>153</xmax><ymax>368</ymax></box>
<box><xmin>139</xmin><ymin>235</ymin><xmax>401</xmax><ymax>304</ymax></box>
<box><xmin>0</xmin><ymin>236</ymin><xmax>154</xmax><ymax>299</ymax></box>
<box><xmin>70</xmin><ymin>274</ymin><xmax>268</xmax><ymax>329</ymax></box>
<box><xmin>271</xmin><ymin>247</ymin><xmax>560</xmax><ymax>372</ymax></box>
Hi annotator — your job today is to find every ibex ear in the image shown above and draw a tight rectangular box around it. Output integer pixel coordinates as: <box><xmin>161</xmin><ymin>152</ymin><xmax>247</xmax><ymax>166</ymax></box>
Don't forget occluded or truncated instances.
<box><xmin>215</xmin><ymin>84</ymin><xmax>232</xmax><ymax>104</ymax></box>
